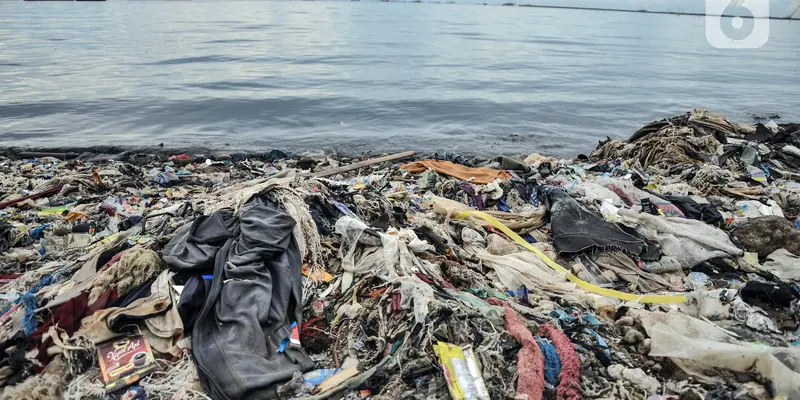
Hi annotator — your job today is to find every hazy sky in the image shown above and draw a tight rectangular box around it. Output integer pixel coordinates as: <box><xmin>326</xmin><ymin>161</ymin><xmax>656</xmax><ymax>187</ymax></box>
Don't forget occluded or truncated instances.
<box><xmin>508</xmin><ymin>0</ymin><xmax>800</xmax><ymax>17</ymax></box>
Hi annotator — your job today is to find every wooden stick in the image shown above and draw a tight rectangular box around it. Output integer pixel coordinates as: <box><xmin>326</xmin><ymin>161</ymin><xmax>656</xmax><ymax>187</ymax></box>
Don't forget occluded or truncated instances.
<box><xmin>308</xmin><ymin>151</ymin><xmax>416</xmax><ymax>178</ymax></box>
<box><xmin>17</xmin><ymin>152</ymin><xmax>77</xmax><ymax>160</ymax></box>
<box><xmin>0</xmin><ymin>185</ymin><xmax>63</xmax><ymax>209</ymax></box>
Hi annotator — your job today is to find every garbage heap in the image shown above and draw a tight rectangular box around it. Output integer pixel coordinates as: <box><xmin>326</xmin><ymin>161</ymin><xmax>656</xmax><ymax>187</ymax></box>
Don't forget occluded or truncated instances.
<box><xmin>1</xmin><ymin>108</ymin><xmax>799</xmax><ymax>400</ymax></box>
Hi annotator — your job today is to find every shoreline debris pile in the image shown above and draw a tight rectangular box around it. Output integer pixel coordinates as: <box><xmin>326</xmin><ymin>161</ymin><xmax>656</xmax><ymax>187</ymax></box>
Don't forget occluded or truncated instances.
<box><xmin>1</xmin><ymin>108</ymin><xmax>799</xmax><ymax>400</ymax></box>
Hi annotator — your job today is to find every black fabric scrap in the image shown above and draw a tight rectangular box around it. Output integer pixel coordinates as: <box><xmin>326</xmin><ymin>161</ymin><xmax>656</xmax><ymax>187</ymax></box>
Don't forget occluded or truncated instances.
<box><xmin>545</xmin><ymin>187</ymin><xmax>653</xmax><ymax>258</ymax></box>
<box><xmin>662</xmin><ymin>195</ymin><xmax>723</xmax><ymax>226</ymax></box>
<box><xmin>177</xmin><ymin>275</ymin><xmax>212</xmax><ymax>332</ymax></box>
<box><xmin>0</xmin><ymin>221</ymin><xmax>14</xmax><ymax>254</ymax></box>
<box><xmin>616</xmin><ymin>224</ymin><xmax>660</xmax><ymax>261</ymax></box>
<box><xmin>740</xmin><ymin>281</ymin><xmax>797</xmax><ymax>309</ymax></box>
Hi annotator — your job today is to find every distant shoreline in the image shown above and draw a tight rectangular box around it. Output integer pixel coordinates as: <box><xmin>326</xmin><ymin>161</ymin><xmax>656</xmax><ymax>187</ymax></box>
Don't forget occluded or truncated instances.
<box><xmin>509</xmin><ymin>3</ymin><xmax>797</xmax><ymax>20</ymax></box>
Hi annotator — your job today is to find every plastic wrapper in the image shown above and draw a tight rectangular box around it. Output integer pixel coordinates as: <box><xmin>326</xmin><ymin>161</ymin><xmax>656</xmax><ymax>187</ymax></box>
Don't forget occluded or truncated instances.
<box><xmin>444</xmin><ymin>289</ymin><xmax>504</xmax><ymax>324</ymax></box>
<box><xmin>302</xmin><ymin>368</ymin><xmax>339</xmax><ymax>387</ymax></box>
<box><xmin>433</xmin><ymin>342</ymin><xmax>490</xmax><ymax>400</ymax></box>
<box><xmin>573</xmin><ymin>258</ymin><xmax>614</xmax><ymax>288</ymax></box>
<box><xmin>599</xmin><ymin>199</ymin><xmax>621</xmax><ymax>222</ymax></box>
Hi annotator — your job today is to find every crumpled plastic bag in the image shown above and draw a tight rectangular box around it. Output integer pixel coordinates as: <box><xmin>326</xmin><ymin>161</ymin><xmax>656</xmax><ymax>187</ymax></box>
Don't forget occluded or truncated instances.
<box><xmin>730</xmin><ymin>297</ymin><xmax>780</xmax><ymax>333</ymax></box>
<box><xmin>686</xmin><ymin>290</ymin><xmax>731</xmax><ymax>320</ymax></box>
<box><xmin>335</xmin><ymin>216</ymin><xmax>369</xmax><ymax>289</ymax></box>
<box><xmin>397</xmin><ymin>276</ymin><xmax>435</xmax><ymax>324</ymax></box>
<box><xmin>336</xmin><ymin>217</ymin><xmax>445</xmax><ymax>290</ymax></box>
<box><xmin>607</xmin><ymin>364</ymin><xmax>660</xmax><ymax>394</ymax></box>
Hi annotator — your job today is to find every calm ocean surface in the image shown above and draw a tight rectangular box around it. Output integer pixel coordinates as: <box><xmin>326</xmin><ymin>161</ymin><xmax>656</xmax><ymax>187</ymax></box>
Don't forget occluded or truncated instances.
<box><xmin>1</xmin><ymin>1</ymin><xmax>799</xmax><ymax>156</ymax></box>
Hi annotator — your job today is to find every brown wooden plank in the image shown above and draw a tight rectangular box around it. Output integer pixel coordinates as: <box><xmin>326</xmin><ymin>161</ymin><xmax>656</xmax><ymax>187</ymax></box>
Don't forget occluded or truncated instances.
<box><xmin>308</xmin><ymin>150</ymin><xmax>416</xmax><ymax>178</ymax></box>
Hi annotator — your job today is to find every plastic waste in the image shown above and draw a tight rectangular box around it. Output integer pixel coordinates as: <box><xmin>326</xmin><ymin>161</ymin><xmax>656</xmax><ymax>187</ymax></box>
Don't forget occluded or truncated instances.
<box><xmin>302</xmin><ymin>368</ymin><xmax>339</xmax><ymax>387</ymax></box>
<box><xmin>397</xmin><ymin>276</ymin><xmax>435</xmax><ymax>324</ymax></box>
<box><xmin>599</xmin><ymin>199</ymin><xmax>620</xmax><ymax>222</ymax></box>
<box><xmin>445</xmin><ymin>289</ymin><xmax>504</xmax><ymax>324</ymax></box>
<box><xmin>433</xmin><ymin>342</ymin><xmax>490</xmax><ymax>400</ymax></box>
<box><xmin>481</xmin><ymin>179</ymin><xmax>504</xmax><ymax>201</ymax></box>
<box><xmin>28</xmin><ymin>224</ymin><xmax>49</xmax><ymax>240</ymax></box>
<box><xmin>314</xmin><ymin>358</ymin><xmax>359</xmax><ymax>394</ymax></box>
<box><xmin>573</xmin><ymin>258</ymin><xmax>614</xmax><ymax>288</ymax></box>
<box><xmin>37</xmin><ymin>206</ymin><xmax>68</xmax><ymax>217</ymax></box>
<box><xmin>637</xmin><ymin>310</ymin><xmax>800</xmax><ymax>399</ymax></box>
<box><xmin>685</xmin><ymin>272</ymin><xmax>711</xmax><ymax>291</ymax></box>
<box><xmin>334</xmin><ymin>216</ymin><xmax>369</xmax><ymax>290</ymax></box>
<box><xmin>731</xmin><ymin>298</ymin><xmax>780</xmax><ymax>333</ymax></box>
<box><xmin>417</xmin><ymin>168</ymin><xmax>438</xmax><ymax>191</ymax></box>
<box><xmin>607</xmin><ymin>364</ymin><xmax>660</xmax><ymax>394</ymax></box>
<box><xmin>148</xmin><ymin>168</ymin><xmax>181</xmax><ymax>187</ymax></box>
<box><xmin>687</xmin><ymin>290</ymin><xmax>731</xmax><ymax>320</ymax></box>
<box><xmin>765</xmin><ymin>120</ymin><xmax>780</xmax><ymax>132</ymax></box>
<box><xmin>101</xmin><ymin>196</ymin><xmax>138</xmax><ymax>218</ymax></box>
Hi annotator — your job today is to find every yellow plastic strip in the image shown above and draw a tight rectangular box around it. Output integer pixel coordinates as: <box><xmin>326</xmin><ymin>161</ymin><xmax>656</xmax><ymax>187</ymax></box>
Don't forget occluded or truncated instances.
<box><xmin>456</xmin><ymin>210</ymin><xmax>686</xmax><ymax>304</ymax></box>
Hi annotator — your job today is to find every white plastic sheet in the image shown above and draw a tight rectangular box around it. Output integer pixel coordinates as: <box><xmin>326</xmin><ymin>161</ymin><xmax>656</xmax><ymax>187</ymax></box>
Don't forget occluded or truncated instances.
<box><xmin>636</xmin><ymin>310</ymin><xmax>800</xmax><ymax>398</ymax></box>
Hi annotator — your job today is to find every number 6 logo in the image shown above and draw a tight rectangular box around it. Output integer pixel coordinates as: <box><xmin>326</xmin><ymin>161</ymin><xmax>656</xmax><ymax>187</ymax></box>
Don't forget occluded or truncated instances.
<box><xmin>706</xmin><ymin>0</ymin><xmax>769</xmax><ymax>48</ymax></box>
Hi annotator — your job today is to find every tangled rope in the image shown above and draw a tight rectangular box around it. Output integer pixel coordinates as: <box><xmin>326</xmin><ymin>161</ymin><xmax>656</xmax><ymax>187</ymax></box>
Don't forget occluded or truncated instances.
<box><xmin>88</xmin><ymin>247</ymin><xmax>163</xmax><ymax>304</ymax></box>
<box><xmin>139</xmin><ymin>354</ymin><xmax>212</xmax><ymax>400</ymax></box>
<box><xmin>272</xmin><ymin>187</ymin><xmax>325</xmax><ymax>269</ymax></box>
